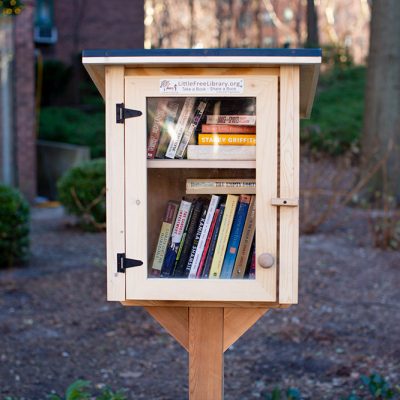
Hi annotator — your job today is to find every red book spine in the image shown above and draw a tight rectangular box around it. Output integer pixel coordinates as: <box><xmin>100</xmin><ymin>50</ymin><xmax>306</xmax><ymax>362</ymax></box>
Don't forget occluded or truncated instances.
<box><xmin>249</xmin><ymin>248</ymin><xmax>256</xmax><ymax>279</ymax></box>
<box><xmin>202</xmin><ymin>124</ymin><xmax>256</xmax><ymax>134</ymax></box>
<box><xmin>196</xmin><ymin>208</ymin><xmax>220</xmax><ymax>278</ymax></box>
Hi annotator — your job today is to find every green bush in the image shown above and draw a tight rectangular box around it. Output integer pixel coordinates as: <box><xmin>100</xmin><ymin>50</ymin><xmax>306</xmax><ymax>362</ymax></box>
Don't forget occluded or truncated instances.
<box><xmin>39</xmin><ymin>107</ymin><xmax>105</xmax><ymax>158</ymax></box>
<box><xmin>301</xmin><ymin>66</ymin><xmax>365</xmax><ymax>155</ymax></box>
<box><xmin>0</xmin><ymin>185</ymin><xmax>30</xmax><ymax>267</ymax></box>
<box><xmin>57</xmin><ymin>159</ymin><xmax>106</xmax><ymax>231</ymax></box>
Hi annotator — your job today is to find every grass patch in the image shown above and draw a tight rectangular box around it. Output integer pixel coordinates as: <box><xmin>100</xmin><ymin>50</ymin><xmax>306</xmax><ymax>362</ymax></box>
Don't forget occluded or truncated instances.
<box><xmin>301</xmin><ymin>66</ymin><xmax>366</xmax><ymax>155</ymax></box>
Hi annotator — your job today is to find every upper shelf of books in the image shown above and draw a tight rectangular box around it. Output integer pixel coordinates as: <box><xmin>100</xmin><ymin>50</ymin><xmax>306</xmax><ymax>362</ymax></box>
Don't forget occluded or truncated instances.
<box><xmin>82</xmin><ymin>48</ymin><xmax>321</xmax><ymax>118</ymax></box>
<box><xmin>146</xmin><ymin>96</ymin><xmax>258</xmax><ymax>167</ymax></box>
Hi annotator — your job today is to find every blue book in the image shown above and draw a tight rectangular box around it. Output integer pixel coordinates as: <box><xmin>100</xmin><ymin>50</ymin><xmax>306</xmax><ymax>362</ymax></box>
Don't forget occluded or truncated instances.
<box><xmin>219</xmin><ymin>195</ymin><xmax>251</xmax><ymax>279</ymax></box>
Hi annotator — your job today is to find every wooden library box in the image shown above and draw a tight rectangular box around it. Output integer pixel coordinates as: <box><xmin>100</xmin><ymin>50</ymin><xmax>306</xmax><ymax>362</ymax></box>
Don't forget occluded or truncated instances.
<box><xmin>82</xmin><ymin>48</ymin><xmax>321</xmax><ymax>307</ymax></box>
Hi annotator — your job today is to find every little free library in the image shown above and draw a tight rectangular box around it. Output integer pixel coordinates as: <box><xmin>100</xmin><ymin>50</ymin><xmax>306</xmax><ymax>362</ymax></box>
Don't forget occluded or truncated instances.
<box><xmin>83</xmin><ymin>48</ymin><xmax>321</xmax><ymax>400</ymax></box>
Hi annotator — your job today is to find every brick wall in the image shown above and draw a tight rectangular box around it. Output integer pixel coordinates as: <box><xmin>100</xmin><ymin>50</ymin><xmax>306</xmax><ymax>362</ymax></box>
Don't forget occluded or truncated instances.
<box><xmin>14</xmin><ymin>0</ymin><xmax>36</xmax><ymax>201</ymax></box>
<box><xmin>43</xmin><ymin>0</ymin><xmax>144</xmax><ymax>63</ymax></box>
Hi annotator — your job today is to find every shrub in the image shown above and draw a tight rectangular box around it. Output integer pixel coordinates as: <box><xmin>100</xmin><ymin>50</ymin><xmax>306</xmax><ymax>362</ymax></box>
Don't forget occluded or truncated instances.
<box><xmin>0</xmin><ymin>185</ymin><xmax>30</xmax><ymax>267</ymax></box>
<box><xmin>57</xmin><ymin>159</ymin><xmax>106</xmax><ymax>231</ymax></box>
<box><xmin>39</xmin><ymin>107</ymin><xmax>105</xmax><ymax>158</ymax></box>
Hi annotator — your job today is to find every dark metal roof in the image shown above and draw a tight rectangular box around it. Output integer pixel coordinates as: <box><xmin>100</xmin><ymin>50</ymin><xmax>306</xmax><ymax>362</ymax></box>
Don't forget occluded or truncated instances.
<box><xmin>82</xmin><ymin>48</ymin><xmax>322</xmax><ymax>58</ymax></box>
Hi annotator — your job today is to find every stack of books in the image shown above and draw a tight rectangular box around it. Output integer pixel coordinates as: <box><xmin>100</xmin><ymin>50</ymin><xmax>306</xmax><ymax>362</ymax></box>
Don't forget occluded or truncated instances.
<box><xmin>147</xmin><ymin>97</ymin><xmax>256</xmax><ymax>160</ymax></box>
<box><xmin>151</xmin><ymin>184</ymin><xmax>256</xmax><ymax>280</ymax></box>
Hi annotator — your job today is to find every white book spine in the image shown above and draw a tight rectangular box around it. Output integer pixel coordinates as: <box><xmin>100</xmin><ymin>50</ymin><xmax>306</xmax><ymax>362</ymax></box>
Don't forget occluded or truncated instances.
<box><xmin>165</xmin><ymin>98</ymin><xmax>196</xmax><ymax>159</ymax></box>
<box><xmin>187</xmin><ymin>145</ymin><xmax>256</xmax><ymax>160</ymax></box>
<box><xmin>176</xmin><ymin>101</ymin><xmax>207</xmax><ymax>158</ymax></box>
<box><xmin>188</xmin><ymin>195</ymin><xmax>220</xmax><ymax>278</ymax></box>
<box><xmin>206</xmin><ymin>115</ymin><xmax>256</xmax><ymax>125</ymax></box>
<box><xmin>171</xmin><ymin>200</ymin><xmax>192</xmax><ymax>244</ymax></box>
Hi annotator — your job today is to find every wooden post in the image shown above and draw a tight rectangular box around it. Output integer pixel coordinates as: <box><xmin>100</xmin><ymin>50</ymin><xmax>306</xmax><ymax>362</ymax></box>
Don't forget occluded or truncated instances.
<box><xmin>189</xmin><ymin>307</ymin><xmax>224</xmax><ymax>400</ymax></box>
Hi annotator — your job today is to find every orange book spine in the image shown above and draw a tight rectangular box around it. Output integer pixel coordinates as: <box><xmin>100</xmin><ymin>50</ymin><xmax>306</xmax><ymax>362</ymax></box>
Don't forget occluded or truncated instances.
<box><xmin>198</xmin><ymin>134</ymin><xmax>256</xmax><ymax>146</ymax></box>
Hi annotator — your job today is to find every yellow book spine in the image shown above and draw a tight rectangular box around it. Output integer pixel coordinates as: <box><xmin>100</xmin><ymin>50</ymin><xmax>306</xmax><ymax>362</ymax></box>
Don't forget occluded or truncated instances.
<box><xmin>209</xmin><ymin>195</ymin><xmax>239</xmax><ymax>279</ymax></box>
<box><xmin>198</xmin><ymin>134</ymin><xmax>256</xmax><ymax>146</ymax></box>
<box><xmin>151</xmin><ymin>222</ymin><xmax>173</xmax><ymax>271</ymax></box>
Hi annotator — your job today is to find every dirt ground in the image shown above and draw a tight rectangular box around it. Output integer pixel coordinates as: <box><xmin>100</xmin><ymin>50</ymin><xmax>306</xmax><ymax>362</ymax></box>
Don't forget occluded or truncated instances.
<box><xmin>0</xmin><ymin>206</ymin><xmax>399</xmax><ymax>399</ymax></box>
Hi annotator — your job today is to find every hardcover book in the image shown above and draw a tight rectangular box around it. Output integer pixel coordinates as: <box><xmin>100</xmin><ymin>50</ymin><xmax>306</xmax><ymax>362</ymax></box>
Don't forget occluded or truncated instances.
<box><xmin>198</xmin><ymin>134</ymin><xmax>256</xmax><ymax>146</ymax></box>
<box><xmin>186</xmin><ymin>179</ymin><xmax>256</xmax><ymax>195</ymax></box>
<box><xmin>173</xmin><ymin>200</ymin><xmax>204</xmax><ymax>277</ymax></box>
<box><xmin>160</xmin><ymin>199</ymin><xmax>192</xmax><ymax>277</ymax></box>
<box><xmin>155</xmin><ymin>102</ymin><xmax>180</xmax><ymax>159</ymax></box>
<box><xmin>184</xmin><ymin>205</ymin><xmax>208</xmax><ymax>277</ymax></box>
<box><xmin>196</xmin><ymin>207</ymin><xmax>220</xmax><ymax>278</ymax></box>
<box><xmin>151</xmin><ymin>200</ymin><xmax>179</xmax><ymax>275</ymax></box>
<box><xmin>187</xmin><ymin>145</ymin><xmax>256</xmax><ymax>160</ymax></box>
<box><xmin>202</xmin><ymin>124</ymin><xmax>256</xmax><ymax>134</ymax></box>
<box><xmin>188</xmin><ymin>195</ymin><xmax>220</xmax><ymax>278</ymax></box>
<box><xmin>206</xmin><ymin>115</ymin><xmax>256</xmax><ymax>125</ymax></box>
<box><xmin>147</xmin><ymin>99</ymin><xmax>169</xmax><ymax>159</ymax></box>
<box><xmin>209</xmin><ymin>195</ymin><xmax>239</xmax><ymax>279</ymax></box>
<box><xmin>219</xmin><ymin>195</ymin><xmax>251</xmax><ymax>279</ymax></box>
<box><xmin>201</xmin><ymin>203</ymin><xmax>225</xmax><ymax>278</ymax></box>
<box><xmin>232</xmin><ymin>195</ymin><xmax>256</xmax><ymax>279</ymax></box>
<box><xmin>176</xmin><ymin>100</ymin><xmax>208</xmax><ymax>158</ymax></box>
<box><xmin>165</xmin><ymin>97</ymin><xmax>196</xmax><ymax>159</ymax></box>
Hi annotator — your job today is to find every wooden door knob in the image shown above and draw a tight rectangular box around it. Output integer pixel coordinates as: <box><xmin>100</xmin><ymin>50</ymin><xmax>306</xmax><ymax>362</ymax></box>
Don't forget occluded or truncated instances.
<box><xmin>258</xmin><ymin>253</ymin><xmax>274</xmax><ymax>268</ymax></box>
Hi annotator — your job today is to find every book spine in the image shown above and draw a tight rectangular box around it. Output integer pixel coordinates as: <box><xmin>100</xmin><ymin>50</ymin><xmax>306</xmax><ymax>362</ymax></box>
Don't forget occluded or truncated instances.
<box><xmin>155</xmin><ymin>102</ymin><xmax>180</xmax><ymax>159</ymax></box>
<box><xmin>209</xmin><ymin>195</ymin><xmax>239</xmax><ymax>279</ymax></box>
<box><xmin>201</xmin><ymin>204</ymin><xmax>225</xmax><ymax>278</ymax></box>
<box><xmin>198</xmin><ymin>134</ymin><xmax>256</xmax><ymax>146</ymax></box>
<box><xmin>196</xmin><ymin>208</ymin><xmax>220</xmax><ymax>278</ymax></box>
<box><xmin>173</xmin><ymin>200</ymin><xmax>204</xmax><ymax>277</ymax></box>
<box><xmin>151</xmin><ymin>201</ymin><xmax>179</xmax><ymax>275</ymax></box>
<box><xmin>186</xmin><ymin>179</ymin><xmax>256</xmax><ymax>195</ymax></box>
<box><xmin>219</xmin><ymin>195</ymin><xmax>251</xmax><ymax>279</ymax></box>
<box><xmin>147</xmin><ymin>99</ymin><xmax>169</xmax><ymax>159</ymax></box>
<box><xmin>173</xmin><ymin>204</ymin><xmax>195</xmax><ymax>274</ymax></box>
<box><xmin>176</xmin><ymin>100</ymin><xmax>207</xmax><ymax>158</ymax></box>
<box><xmin>248</xmin><ymin>243</ymin><xmax>256</xmax><ymax>279</ymax></box>
<box><xmin>206</xmin><ymin>115</ymin><xmax>256</xmax><ymax>125</ymax></box>
<box><xmin>187</xmin><ymin>145</ymin><xmax>256</xmax><ymax>161</ymax></box>
<box><xmin>160</xmin><ymin>199</ymin><xmax>192</xmax><ymax>277</ymax></box>
<box><xmin>188</xmin><ymin>195</ymin><xmax>220</xmax><ymax>278</ymax></box>
<box><xmin>165</xmin><ymin>97</ymin><xmax>196</xmax><ymax>159</ymax></box>
<box><xmin>202</xmin><ymin>124</ymin><xmax>256</xmax><ymax>134</ymax></box>
<box><xmin>232</xmin><ymin>196</ymin><xmax>256</xmax><ymax>279</ymax></box>
<box><xmin>184</xmin><ymin>205</ymin><xmax>208</xmax><ymax>277</ymax></box>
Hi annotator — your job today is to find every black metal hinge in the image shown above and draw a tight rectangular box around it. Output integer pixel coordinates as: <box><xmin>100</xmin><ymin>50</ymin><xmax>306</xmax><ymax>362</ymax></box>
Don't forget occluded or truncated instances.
<box><xmin>117</xmin><ymin>253</ymin><xmax>143</xmax><ymax>273</ymax></box>
<box><xmin>116</xmin><ymin>103</ymin><xmax>142</xmax><ymax>123</ymax></box>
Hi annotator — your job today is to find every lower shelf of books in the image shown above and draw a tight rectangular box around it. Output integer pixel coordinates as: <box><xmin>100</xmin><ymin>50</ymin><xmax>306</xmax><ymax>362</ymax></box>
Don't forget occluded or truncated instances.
<box><xmin>148</xmin><ymin>168</ymin><xmax>256</xmax><ymax>280</ymax></box>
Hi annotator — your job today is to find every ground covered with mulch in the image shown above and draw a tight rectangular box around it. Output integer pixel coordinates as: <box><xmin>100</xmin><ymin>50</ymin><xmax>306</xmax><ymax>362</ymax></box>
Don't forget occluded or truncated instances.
<box><xmin>0</xmin><ymin>206</ymin><xmax>399</xmax><ymax>399</ymax></box>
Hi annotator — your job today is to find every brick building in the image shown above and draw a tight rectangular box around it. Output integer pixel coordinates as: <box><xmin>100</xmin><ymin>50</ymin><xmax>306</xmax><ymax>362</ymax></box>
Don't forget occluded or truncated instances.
<box><xmin>0</xmin><ymin>0</ymin><xmax>144</xmax><ymax>201</ymax></box>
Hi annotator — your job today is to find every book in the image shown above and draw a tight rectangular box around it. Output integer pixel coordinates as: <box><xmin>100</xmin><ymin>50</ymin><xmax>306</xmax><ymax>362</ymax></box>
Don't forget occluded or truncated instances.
<box><xmin>248</xmin><ymin>241</ymin><xmax>256</xmax><ymax>279</ymax></box>
<box><xmin>147</xmin><ymin>99</ymin><xmax>169</xmax><ymax>159</ymax></box>
<box><xmin>198</xmin><ymin>134</ymin><xmax>256</xmax><ymax>146</ymax></box>
<box><xmin>173</xmin><ymin>202</ymin><xmax>195</xmax><ymax>273</ymax></box>
<box><xmin>165</xmin><ymin>97</ymin><xmax>196</xmax><ymax>159</ymax></box>
<box><xmin>188</xmin><ymin>195</ymin><xmax>220</xmax><ymax>278</ymax></box>
<box><xmin>155</xmin><ymin>102</ymin><xmax>180</xmax><ymax>159</ymax></box>
<box><xmin>202</xmin><ymin>124</ymin><xmax>256</xmax><ymax>134</ymax></box>
<box><xmin>187</xmin><ymin>145</ymin><xmax>256</xmax><ymax>160</ymax></box>
<box><xmin>173</xmin><ymin>200</ymin><xmax>204</xmax><ymax>277</ymax></box>
<box><xmin>184</xmin><ymin>204</ymin><xmax>208</xmax><ymax>277</ymax></box>
<box><xmin>186</xmin><ymin>179</ymin><xmax>256</xmax><ymax>195</ymax></box>
<box><xmin>232</xmin><ymin>195</ymin><xmax>256</xmax><ymax>279</ymax></box>
<box><xmin>209</xmin><ymin>195</ymin><xmax>239</xmax><ymax>279</ymax></box>
<box><xmin>219</xmin><ymin>195</ymin><xmax>251</xmax><ymax>279</ymax></box>
<box><xmin>206</xmin><ymin>115</ymin><xmax>256</xmax><ymax>125</ymax></box>
<box><xmin>160</xmin><ymin>199</ymin><xmax>192</xmax><ymax>277</ymax></box>
<box><xmin>151</xmin><ymin>200</ymin><xmax>179</xmax><ymax>276</ymax></box>
<box><xmin>176</xmin><ymin>100</ymin><xmax>208</xmax><ymax>158</ymax></box>
<box><xmin>201</xmin><ymin>204</ymin><xmax>225</xmax><ymax>278</ymax></box>
<box><xmin>196</xmin><ymin>207</ymin><xmax>220</xmax><ymax>278</ymax></box>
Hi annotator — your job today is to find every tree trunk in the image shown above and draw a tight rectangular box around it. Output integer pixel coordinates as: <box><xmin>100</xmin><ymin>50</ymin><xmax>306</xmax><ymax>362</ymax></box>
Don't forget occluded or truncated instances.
<box><xmin>306</xmin><ymin>0</ymin><xmax>319</xmax><ymax>47</ymax></box>
<box><xmin>361</xmin><ymin>0</ymin><xmax>400</xmax><ymax>204</ymax></box>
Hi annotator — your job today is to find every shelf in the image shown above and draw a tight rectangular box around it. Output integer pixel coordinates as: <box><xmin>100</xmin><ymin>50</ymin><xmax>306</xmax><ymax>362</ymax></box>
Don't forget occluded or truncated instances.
<box><xmin>147</xmin><ymin>159</ymin><xmax>256</xmax><ymax>169</ymax></box>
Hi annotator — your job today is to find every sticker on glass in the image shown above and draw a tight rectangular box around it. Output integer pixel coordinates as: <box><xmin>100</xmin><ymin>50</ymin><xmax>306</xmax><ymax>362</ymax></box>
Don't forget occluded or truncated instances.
<box><xmin>159</xmin><ymin>79</ymin><xmax>244</xmax><ymax>94</ymax></box>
